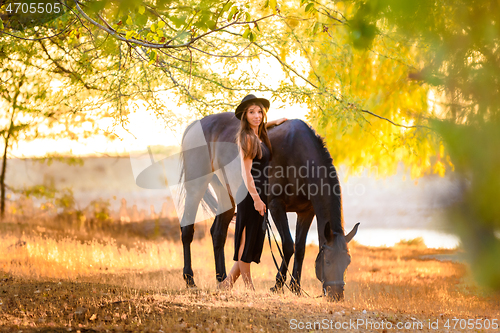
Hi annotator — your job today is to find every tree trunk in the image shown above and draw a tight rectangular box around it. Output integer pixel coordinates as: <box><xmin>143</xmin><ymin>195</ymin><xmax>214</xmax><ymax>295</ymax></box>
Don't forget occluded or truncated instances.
<box><xmin>0</xmin><ymin>112</ymin><xmax>14</xmax><ymax>220</ymax></box>
<box><xmin>0</xmin><ymin>134</ymin><xmax>9</xmax><ymax>220</ymax></box>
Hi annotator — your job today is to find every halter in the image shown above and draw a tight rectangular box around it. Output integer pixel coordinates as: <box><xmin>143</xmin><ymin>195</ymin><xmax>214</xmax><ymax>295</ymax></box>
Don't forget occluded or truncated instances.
<box><xmin>318</xmin><ymin>244</ymin><xmax>346</xmax><ymax>294</ymax></box>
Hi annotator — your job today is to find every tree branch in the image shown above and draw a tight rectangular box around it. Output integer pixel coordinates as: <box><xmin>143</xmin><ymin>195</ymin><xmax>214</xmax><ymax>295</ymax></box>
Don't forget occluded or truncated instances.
<box><xmin>0</xmin><ymin>24</ymin><xmax>72</xmax><ymax>40</ymax></box>
<box><xmin>72</xmin><ymin>0</ymin><xmax>274</xmax><ymax>50</ymax></box>
<box><xmin>358</xmin><ymin>107</ymin><xmax>433</xmax><ymax>130</ymax></box>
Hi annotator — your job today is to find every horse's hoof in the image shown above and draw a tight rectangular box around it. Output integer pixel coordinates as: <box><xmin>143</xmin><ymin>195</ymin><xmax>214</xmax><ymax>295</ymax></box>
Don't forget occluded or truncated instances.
<box><xmin>183</xmin><ymin>275</ymin><xmax>197</xmax><ymax>289</ymax></box>
<box><xmin>270</xmin><ymin>285</ymin><xmax>284</xmax><ymax>294</ymax></box>
<box><xmin>290</xmin><ymin>284</ymin><xmax>302</xmax><ymax>296</ymax></box>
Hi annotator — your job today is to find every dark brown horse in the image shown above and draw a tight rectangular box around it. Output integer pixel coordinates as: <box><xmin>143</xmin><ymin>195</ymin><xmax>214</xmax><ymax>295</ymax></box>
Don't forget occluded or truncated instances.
<box><xmin>178</xmin><ymin>112</ymin><xmax>359</xmax><ymax>300</ymax></box>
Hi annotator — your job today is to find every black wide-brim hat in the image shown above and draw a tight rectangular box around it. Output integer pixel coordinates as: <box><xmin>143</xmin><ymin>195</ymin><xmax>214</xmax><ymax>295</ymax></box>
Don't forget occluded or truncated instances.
<box><xmin>235</xmin><ymin>94</ymin><xmax>270</xmax><ymax>120</ymax></box>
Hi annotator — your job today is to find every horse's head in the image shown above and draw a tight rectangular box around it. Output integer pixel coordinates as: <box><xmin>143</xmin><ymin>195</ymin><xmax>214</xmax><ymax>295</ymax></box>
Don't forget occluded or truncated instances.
<box><xmin>315</xmin><ymin>222</ymin><xmax>359</xmax><ymax>301</ymax></box>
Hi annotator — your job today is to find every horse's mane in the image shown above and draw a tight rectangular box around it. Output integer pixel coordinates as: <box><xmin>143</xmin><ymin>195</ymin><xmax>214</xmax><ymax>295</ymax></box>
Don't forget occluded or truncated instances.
<box><xmin>302</xmin><ymin>121</ymin><xmax>345</xmax><ymax>235</ymax></box>
<box><xmin>299</xmin><ymin>121</ymin><xmax>336</xmax><ymax>174</ymax></box>
<box><xmin>310</xmin><ymin>124</ymin><xmax>335</xmax><ymax>169</ymax></box>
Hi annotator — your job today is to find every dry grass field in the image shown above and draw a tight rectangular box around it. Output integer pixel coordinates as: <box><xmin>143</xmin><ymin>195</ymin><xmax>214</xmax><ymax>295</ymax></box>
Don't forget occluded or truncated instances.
<box><xmin>0</xmin><ymin>222</ymin><xmax>499</xmax><ymax>332</ymax></box>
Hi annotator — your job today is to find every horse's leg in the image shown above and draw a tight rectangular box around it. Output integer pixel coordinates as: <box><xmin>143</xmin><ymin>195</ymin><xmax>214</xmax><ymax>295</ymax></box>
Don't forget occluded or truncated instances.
<box><xmin>290</xmin><ymin>208</ymin><xmax>315</xmax><ymax>295</ymax></box>
<box><xmin>180</xmin><ymin>174</ymin><xmax>212</xmax><ymax>288</ymax></box>
<box><xmin>209</xmin><ymin>175</ymin><xmax>235</xmax><ymax>283</ymax></box>
<box><xmin>210</xmin><ymin>209</ymin><xmax>234</xmax><ymax>282</ymax></box>
<box><xmin>268</xmin><ymin>198</ymin><xmax>294</xmax><ymax>293</ymax></box>
<box><xmin>181</xmin><ymin>224</ymin><xmax>196</xmax><ymax>288</ymax></box>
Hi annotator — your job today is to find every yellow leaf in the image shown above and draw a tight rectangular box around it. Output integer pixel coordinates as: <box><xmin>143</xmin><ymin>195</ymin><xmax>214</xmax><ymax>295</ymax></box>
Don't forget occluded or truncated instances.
<box><xmin>138</xmin><ymin>5</ymin><xmax>145</xmax><ymax>15</ymax></box>
<box><xmin>269</xmin><ymin>0</ymin><xmax>277</xmax><ymax>13</ymax></box>
<box><xmin>151</xmin><ymin>23</ymin><xmax>156</xmax><ymax>32</ymax></box>
<box><xmin>433</xmin><ymin>161</ymin><xmax>446</xmax><ymax>177</ymax></box>
<box><xmin>126</xmin><ymin>15</ymin><xmax>133</xmax><ymax>25</ymax></box>
<box><xmin>158</xmin><ymin>20</ymin><xmax>165</xmax><ymax>29</ymax></box>
<box><xmin>125</xmin><ymin>30</ymin><xmax>134</xmax><ymax>39</ymax></box>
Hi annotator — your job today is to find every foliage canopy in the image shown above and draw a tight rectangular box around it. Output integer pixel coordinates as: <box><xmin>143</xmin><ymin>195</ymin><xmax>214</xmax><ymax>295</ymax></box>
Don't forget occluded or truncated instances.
<box><xmin>2</xmin><ymin>0</ymin><xmax>500</xmax><ymax>289</ymax></box>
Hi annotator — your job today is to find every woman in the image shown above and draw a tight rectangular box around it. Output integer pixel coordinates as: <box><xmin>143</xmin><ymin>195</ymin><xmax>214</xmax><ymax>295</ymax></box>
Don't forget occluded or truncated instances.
<box><xmin>219</xmin><ymin>94</ymin><xmax>286</xmax><ymax>291</ymax></box>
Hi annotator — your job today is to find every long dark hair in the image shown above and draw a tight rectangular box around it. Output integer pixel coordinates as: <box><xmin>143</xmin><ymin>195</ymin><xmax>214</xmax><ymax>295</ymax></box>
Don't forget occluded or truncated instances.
<box><xmin>236</xmin><ymin>102</ymin><xmax>273</xmax><ymax>160</ymax></box>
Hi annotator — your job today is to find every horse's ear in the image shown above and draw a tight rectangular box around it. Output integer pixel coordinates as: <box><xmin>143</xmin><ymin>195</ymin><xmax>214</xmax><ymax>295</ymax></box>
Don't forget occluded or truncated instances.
<box><xmin>345</xmin><ymin>222</ymin><xmax>360</xmax><ymax>243</ymax></box>
<box><xmin>324</xmin><ymin>221</ymin><xmax>334</xmax><ymax>243</ymax></box>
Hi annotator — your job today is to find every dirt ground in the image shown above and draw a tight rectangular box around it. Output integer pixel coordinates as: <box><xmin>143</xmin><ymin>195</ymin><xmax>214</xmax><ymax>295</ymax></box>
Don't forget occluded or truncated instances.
<box><xmin>1</xmin><ymin>234</ymin><xmax>499</xmax><ymax>333</ymax></box>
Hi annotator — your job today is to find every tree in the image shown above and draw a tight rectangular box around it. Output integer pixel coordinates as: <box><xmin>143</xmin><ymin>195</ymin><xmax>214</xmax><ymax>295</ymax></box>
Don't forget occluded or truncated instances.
<box><xmin>0</xmin><ymin>37</ymin><xmax>101</xmax><ymax>218</ymax></box>
<box><xmin>0</xmin><ymin>1</ymin><xmax>461</xmax><ymax>207</ymax></box>
<box><xmin>0</xmin><ymin>23</ymin><xmax>173</xmax><ymax>218</ymax></box>
<box><xmin>59</xmin><ymin>0</ymin><xmax>440</xmax><ymax>176</ymax></box>
<box><xmin>341</xmin><ymin>0</ymin><xmax>500</xmax><ymax>290</ymax></box>
<box><xmin>247</xmin><ymin>1</ymin><xmax>439</xmax><ymax>177</ymax></box>
<box><xmin>48</xmin><ymin>0</ymin><xmax>499</xmax><ymax>289</ymax></box>
<box><xmin>2</xmin><ymin>1</ymin><xmax>436</xmax><ymax>162</ymax></box>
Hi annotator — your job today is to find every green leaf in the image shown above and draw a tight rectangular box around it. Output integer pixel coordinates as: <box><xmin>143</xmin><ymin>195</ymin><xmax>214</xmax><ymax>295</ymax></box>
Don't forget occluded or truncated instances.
<box><xmin>174</xmin><ymin>31</ymin><xmax>189</xmax><ymax>43</ymax></box>
<box><xmin>149</xmin><ymin>49</ymin><xmax>157</xmax><ymax>63</ymax></box>
<box><xmin>305</xmin><ymin>3</ymin><xmax>314</xmax><ymax>13</ymax></box>
<box><xmin>207</xmin><ymin>20</ymin><xmax>217</xmax><ymax>30</ymax></box>
<box><xmin>169</xmin><ymin>15</ymin><xmax>186</xmax><ymax>28</ymax></box>
<box><xmin>0</xmin><ymin>18</ymin><xmax>3</xmax><ymax>30</ymax></box>
<box><xmin>88</xmin><ymin>1</ymin><xmax>107</xmax><ymax>14</ymax></box>
<box><xmin>222</xmin><ymin>2</ymin><xmax>233</xmax><ymax>13</ymax></box>
<box><xmin>138</xmin><ymin>5</ymin><xmax>146</xmax><ymax>14</ymax></box>
<box><xmin>227</xmin><ymin>6</ymin><xmax>238</xmax><ymax>21</ymax></box>
<box><xmin>242</xmin><ymin>27</ymin><xmax>251</xmax><ymax>39</ymax></box>
<box><xmin>245</xmin><ymin>12</ymin><xmax>251</xmax><ymax>22</ymax></box>
<box><xmin>136</xmin><ymin>13</ymin><xmax>147</xmax><ymax>26</ymax></box>
<box><xmin>249</xmin><ymin>31</ymin><xmax>256</xmax><ymax>42</ymax></box>
<box><xmin>312</xmin><ymin>22</ymin><xmax>320</xmax><ymax>35</ymax></box>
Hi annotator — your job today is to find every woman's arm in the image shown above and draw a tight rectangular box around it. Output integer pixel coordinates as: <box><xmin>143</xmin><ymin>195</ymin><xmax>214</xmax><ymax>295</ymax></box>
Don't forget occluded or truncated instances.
<box><xmin>265</xmin><ymin>117</ymin><xmax>287</xmax><ymax>129</ymax></box>
<box><xmin>240</xmin><ymin>149</ymin><xmax>266</xmax><ymax>216</ymax></box>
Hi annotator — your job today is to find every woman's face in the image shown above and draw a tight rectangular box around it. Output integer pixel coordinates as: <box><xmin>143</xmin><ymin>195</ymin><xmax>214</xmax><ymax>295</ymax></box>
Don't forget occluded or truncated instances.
<box><xmin>246</xmin><ymin>104</ymin><xmax>263</xmax><ymax>129</ymax></box>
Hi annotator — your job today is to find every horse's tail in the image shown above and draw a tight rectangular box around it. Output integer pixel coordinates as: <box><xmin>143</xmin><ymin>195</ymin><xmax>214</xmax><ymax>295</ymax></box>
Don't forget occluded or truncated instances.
<box><xmin>177</xmin><ymin>121</ymin><xmax>218</xmax><ymax>222</ymax></box>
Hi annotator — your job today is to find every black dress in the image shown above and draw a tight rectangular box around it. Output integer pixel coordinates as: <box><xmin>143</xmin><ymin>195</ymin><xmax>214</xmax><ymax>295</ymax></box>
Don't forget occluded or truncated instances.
<box><xmin>233</xmin><ymin>141</ymin><xmax>270</xmax><ymax>264</ymax></box>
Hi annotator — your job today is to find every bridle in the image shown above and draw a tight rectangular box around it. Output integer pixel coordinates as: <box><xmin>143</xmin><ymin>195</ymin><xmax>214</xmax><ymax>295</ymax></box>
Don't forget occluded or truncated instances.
<box><xmin>317</xmin><ymin>243</ymin><xmax>347</xmax><ymax>294</ymax></box>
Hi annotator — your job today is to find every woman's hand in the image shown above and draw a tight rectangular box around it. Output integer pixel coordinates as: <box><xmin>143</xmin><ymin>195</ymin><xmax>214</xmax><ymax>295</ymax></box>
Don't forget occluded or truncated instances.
<box><xmin>254</xmin><ymin>198</ymin><xmax>266</xmax><ymax>216</ymax></box>
<box><xmin>275</xmin><ymin>117</ymin><xmax>287</xmax><ymax>126</ymax></box>
<box><xmin>265</xmin><ymin>118</ymin><xmax>288</xmax><ymax>129</ymax></box>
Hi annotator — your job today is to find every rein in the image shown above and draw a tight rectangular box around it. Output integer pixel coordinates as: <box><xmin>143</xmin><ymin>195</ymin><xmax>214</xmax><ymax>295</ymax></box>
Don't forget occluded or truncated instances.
<box><xmin>263</xmin><ymin>212</ymin><xmax>313</xmax><ymax>298</ymax></box>
<box><xmin>264</xmin><ymin>213</ymin><xmax>346</xmax><ymax>298</ymax></box>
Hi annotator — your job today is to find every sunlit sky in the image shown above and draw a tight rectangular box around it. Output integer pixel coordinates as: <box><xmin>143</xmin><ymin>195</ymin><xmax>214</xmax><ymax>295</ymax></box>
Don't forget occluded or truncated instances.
<box><xmin>12</xmin><ymin>101</ymin><xmax>308</xmax><ymax>158</ymax></box>
<box><xmin>11</xmin><ymin>51</ymin><xmax>310</xmax><ymax>158</ymax></box>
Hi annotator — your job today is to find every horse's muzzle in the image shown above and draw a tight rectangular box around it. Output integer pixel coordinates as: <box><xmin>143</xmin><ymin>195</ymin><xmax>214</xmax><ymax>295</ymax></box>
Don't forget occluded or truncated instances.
<box><xmin>324</xmin><ymin>285</ymin><xmax>344</xmax><ymax>302</ymax></box>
